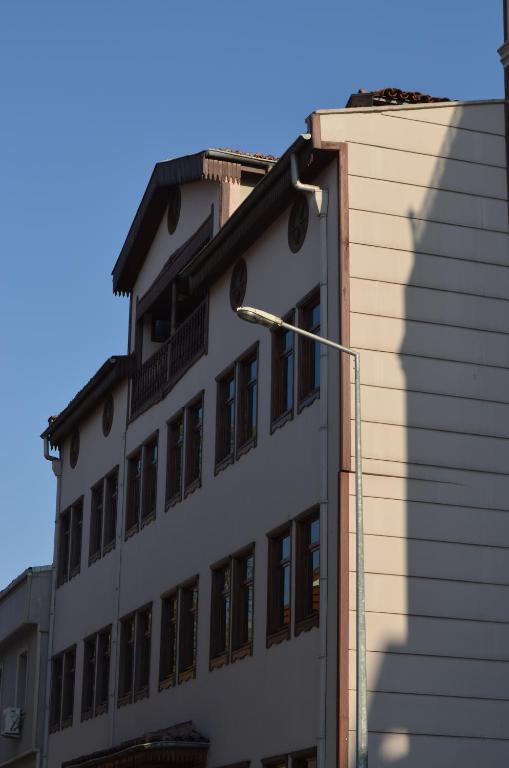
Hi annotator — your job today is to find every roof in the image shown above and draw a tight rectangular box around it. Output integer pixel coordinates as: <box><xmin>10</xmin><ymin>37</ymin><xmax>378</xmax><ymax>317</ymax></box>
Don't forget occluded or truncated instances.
<box><xmin>62</xmin><ymin>722</ymin><xmax>209</xmax><ymax>768</ymax></box>
<box><xmin>0</xmin><ymin>566</ymin><xmax>52</xmax><ymax>604</ymax></box>
<box><xmin>41</xmin><ymin>355</ymin><xmax>132</xmax><ymax>447</ymax></box>
<box><xmin>112</xmin><ymin>148</ymin><xmax>276</xmax><ymax>296</ymax></box>
<box><xmin>345</xmin><ymin>87</ymin><xmax>451</xmax><ymax>108</ymax></box>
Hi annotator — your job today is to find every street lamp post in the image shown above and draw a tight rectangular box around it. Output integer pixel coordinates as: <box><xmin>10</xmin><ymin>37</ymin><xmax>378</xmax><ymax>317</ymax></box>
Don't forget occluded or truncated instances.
<box><xmin>236</xmin><ymin>306</ymin><xmax>368</xmax><ymax>768</ymax></box>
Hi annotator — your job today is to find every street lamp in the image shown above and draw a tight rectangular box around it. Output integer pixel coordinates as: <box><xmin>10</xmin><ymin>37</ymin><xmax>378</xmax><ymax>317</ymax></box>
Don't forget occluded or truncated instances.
<box><xmin>237</xmin><ymin>305</ymin><xmax>368</xmax><ymax>768</ymax></box>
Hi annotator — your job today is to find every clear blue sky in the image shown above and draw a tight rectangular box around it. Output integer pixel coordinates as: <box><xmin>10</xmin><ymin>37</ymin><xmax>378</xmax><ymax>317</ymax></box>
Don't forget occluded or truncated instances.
<box><xmin>0</xmin><ymin>0</ymin><xmax>503</xmax><ymax>588</ymax></box>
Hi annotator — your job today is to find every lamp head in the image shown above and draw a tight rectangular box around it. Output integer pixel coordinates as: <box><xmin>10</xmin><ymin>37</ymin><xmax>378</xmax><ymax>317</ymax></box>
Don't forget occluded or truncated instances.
<box><xmin>236</xmin><ymin>306</ymin><xmax>283</xmax><ymax>329</ymax></box>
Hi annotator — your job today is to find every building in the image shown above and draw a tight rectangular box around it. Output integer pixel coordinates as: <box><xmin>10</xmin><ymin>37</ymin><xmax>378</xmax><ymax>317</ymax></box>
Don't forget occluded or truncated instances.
<box><xmin>0</xmin><ymin>566</ymin><xmax>52</xmax><ymax>768</ymax></box>
<box><xmin>41</xmin><ymin>79</ymin><xmax>509</xmax><ymax>768</ymax></box>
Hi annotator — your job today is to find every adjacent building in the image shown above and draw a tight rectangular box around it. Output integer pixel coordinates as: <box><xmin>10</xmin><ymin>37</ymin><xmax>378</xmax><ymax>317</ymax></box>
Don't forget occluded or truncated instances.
<box><xmin>0</xmin><ymin>566</ymin><xmax>52</xmax><ymax>768</ymax></box>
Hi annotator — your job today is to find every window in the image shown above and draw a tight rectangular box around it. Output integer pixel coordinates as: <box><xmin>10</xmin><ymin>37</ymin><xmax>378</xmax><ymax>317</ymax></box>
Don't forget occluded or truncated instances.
<box><xmin>263</xmin><ymin>750</ymin><xmax>316</xmax><ymax>768</ymax></box>
<box><xmin>178</xmin><ymin>581</ymin><xmax>198</xmax><ymax>683</ymax></box>
<box><xmin>295</xmin><ymin>512</ymin><xmax>320</xmax><ymax>633</ymax></box>
<box><xmin>89</xmin><ymin>469</ymin><xmax>118</xmax><ymax>565</ymax></box>
<box><xmin>166</xmin><ymin>413</ymin><xmax>184</xmax><ymax>507</ymax></box>
<box><xmin>81</xmin><ymin>626</ymin><xmax>111</xmax><ymax>721</ymax></box>
<box><xmin>185</xmin><ymin>397</ymin><xmax>203</xmax><ymax>491</ymax></box>
<box><xmin>159</xmin><ymin>592</ymin><xmax>178</xmax><ymax>688</ymax></box>
<box><xmin>298</xmin><ymin>290</ymin><xmax>320</xmax><ymax>406</ymax></box>
<box><xmin>210</xmin><ymin>548</ymin><xmax>254</xmax><ymax>668</ymax></box>
<box><xmin>16</xmin><ymin>651</ymin><xmax>28</xmax><ymax>710</ymax></box>
<box><xmin>165</xmin><ymin>394</ymin><xmax>203</xmax><ymax>506</ymax></box>
<box><xmin>49</xmin><ymin>646</ymin><xmax>76</xmax><ymax>731</ymax></box>
<box><xmin>125</xmin><ymin>436</ymin><xmax>158</xmax><ymax>537</ymax></box>
<box><xmin>267</xmin><ymin>529</ymin><xmax>291</xmax><ymax>645</ymax></box>
<box><xmin>271</xmin><ymin>313</ymin><xmax>294</xmax><ymax>428</ymax></box>
<box><xmin>237</xmin><ymin>351</ymin><xmax>258</xmax><ymax>451</ymax></box>
<box><xmin>215</xmin><ymin>367</ymin><xmax>235</xmax><ymax>467</ymax></box>
<box><xmin>57</xmin><ymin>499</ymin><xmax>83</xmax><ymax>586</ymax></box>
<box><xmin>118</xmin><ymin>606</ymin><xmax>152</xmax><ymax>706</ymax></box>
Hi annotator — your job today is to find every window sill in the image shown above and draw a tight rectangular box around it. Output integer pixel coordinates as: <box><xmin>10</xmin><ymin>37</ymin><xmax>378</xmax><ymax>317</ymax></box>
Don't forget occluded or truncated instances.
<box><xmin>81</xmin><ymin>709</ymin><xmax>93</xmax><ymax>723</ymax></box>
<box><xmin>102</xmin><ymin>540</ymin><xmax>115</xmax><ymax>557</ymax></box>
<box><xmin>165</xmin><ymin>493</ymin><xmax>182</xmax><ymax>511</ymax></box>
<box><xmin>49</xmin><ymin>723</ymin><xmax>60</xmax><ymax>734</ymax></box>
<box><xmin>184</xmin><ymin>477</ymin><xmax>201</xmax><ymax>499</ymax></box>
<box><xmin>231</xmin><ymin>643</ymin><xmax>252</xmax><ymax>664</ymax></box>
<box><xmin>236</xmin><ymin>436</ymin><xmax>256</xmax><ymax>462</ymax></box>
<box><xmin>158</xmin><ymin>675</ymin><xmax>176</xmax><ymax>691</ymax></box>
<box><xmin>295</xmin><ymin>613</ymin><xmax>319</xmax><ymax>636</ymax></box>
<box><xmin>124</xmin><ymin>523</ymin><xmax>139</xmax><ymax>542</ymax></box>
<box><xmin>69</xmin><ymin>566</ymin><xmax>80</xmax><ymax>581</ymax></box>
<box><xmin>117</xmin><ymin>693</ymin><xmax>132</xmax><ymax>708</ymax></box>
<box><xmin>210</xmin><ymin>653</ymin><xmax>228</xmax><ymax>671</ymax></box>
<box><xmin>134</xmin><ymin>686</ymin><xmax>149</xmax><ymax>703</ymax></box>
<box><xmin>270</xmin><ymin>409</ymin><xmax>293</xmax><ymax>435</ymax></box>
<box><xmin>214</xmin><ymin>453</ymin><xmax>234</xmax><ymax>476</ymax></box>
<box><xmin>94</xmin><ymin>702</ymin><xmax>108</xmax><ymax>717</ymax></box>
<box><xmin>297</xmin><ymin>389</ymin><xmax>320</xmax><ymax>414</ymax></box>
<box><xmin>61</xmin><ymin>716</ymin><xmax>73</xmax><ymax>731</ymax></box>
<box><xmin>88</xmin><ymin>551</ymin><xmax>101</xmax><ymax>568</ymax></box>
<box><xmin>178</xmin><ymin>667</ymin><xmax>195</xmax><ymax>685</ymax></box>
<box><xmin>266</xmin><ymin>627</ymin><xmax>290</xmax><ymax>648</ymax></box>
<box><xmin>141</xmin><ymin>511</ymin><xmax>156</xmax><ymax>529</ymax></box>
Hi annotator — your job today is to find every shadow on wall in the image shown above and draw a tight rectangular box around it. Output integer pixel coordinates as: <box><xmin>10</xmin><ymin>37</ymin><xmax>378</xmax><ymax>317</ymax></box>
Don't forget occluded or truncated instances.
<box><xmin>365</xmin><ymin>106</ymin><xmax>509</xmax><ymax>766</ymax></box>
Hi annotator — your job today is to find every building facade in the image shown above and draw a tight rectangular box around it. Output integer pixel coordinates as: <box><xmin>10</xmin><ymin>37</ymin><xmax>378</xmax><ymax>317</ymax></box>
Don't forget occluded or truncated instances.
<box><xmin>0</xmin><ymin>567</ymin><xmax>52</xmax><ymax>768</ymax></box>
<box><xmin>41</xmin><ymin>85</ymin><xmax>509</xmax><ymax>768</ymax></box>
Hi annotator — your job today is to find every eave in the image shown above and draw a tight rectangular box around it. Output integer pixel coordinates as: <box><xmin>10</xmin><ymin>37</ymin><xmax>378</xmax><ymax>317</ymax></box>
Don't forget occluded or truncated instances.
<box><xmin>41</xmin><ymin>355</ymin><xmax>133</xmax><ymax>448</ymax></box>
<box><xmin>112</xmin><ymin>150</ymin><xmax>276</xmax><ymax>296</ymax></box>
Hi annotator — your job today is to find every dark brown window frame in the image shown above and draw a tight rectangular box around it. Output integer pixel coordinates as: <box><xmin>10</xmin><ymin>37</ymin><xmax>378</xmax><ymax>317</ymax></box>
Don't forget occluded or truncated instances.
<box><xmin>266</xmin><ymin>525</ymin><xmax>292</xmax><ymax>647</ymax></box>
<box><xmin>57</xmin><ymin>498</ymin><xmax>83</xmax><ymax>587</ymax></box>
<box><xmin>262</xmin><ymin>748</ymin><xmax>316</xmax><ymax>768</ymax></box>
<box><xmin>81</xmin><ymin>625</ymin><xmax>111</xmax><ymax>721</ymax></box>
<box><xmin>165</xmin><ymin>410</ymin><xmax>185</xmax><ymax>508</ymax></box>
<box><xmin>158</xmin><ymin>576</ymin><xmax>199</xmax><ymax>689</ymax></box>
<box><xmin>117</xmin><ymin>604</ymin><xmax>152</xmax><ymax>708</ymax></box>
<box><xmin>125</xmin><ymin>433</ymin><xmax>159</xmax><ymax>539</ymax></box>
<box><xmin>297</xmin><ymin>287</ymin><xmax>321</xmax><ymax>412</ymax></box>
<box><xmin>215</xmin><ymin>364</ymin><xmax>236</xmax><ymax>472</ymax></box>
<box><xmin>210</xmin><ymin>545</ymin><xmax>255</xmax><ymax>670</ymax></box>
<box><xmin>88</xmin><ymin>467</ymin><xmax>118</xmax><ymax>566</ymax></box>
<box><xmin>236</xmin><ymin>345</ymin><xmax>259</xmax><ymax>457</ymax></box>
<box><xmin>165</xmin><ymin>393</ymin><xmax>204</xmax><ymax>508</ymax></box>
<box><xmin>49</xmin><ymin>645</ymin><xmax>76</xmax><ymax>732</ymax></box>
<box><xmin>295</xmin><ymin>508</ymin><xmax>320</xmax><ymax>635</ymax></box>
<box><xmin>271</xmin><ymin>309</ymin><xmax>295</xmax><ymax>432</ymax></box>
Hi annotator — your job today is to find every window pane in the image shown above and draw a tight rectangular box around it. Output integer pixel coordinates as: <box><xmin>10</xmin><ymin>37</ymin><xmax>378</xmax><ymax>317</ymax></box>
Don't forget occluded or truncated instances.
<box><xmin>179</xmin><ymin>583</ymin><xmax>198</xmax><ymax>672</ymax></box>
<box><xmin>186</xmin><ymin>400</ymin><xmax>203</xmax><ymax>487</ymax></box>
<box><xmin>166</xmin><ymin>416</ymin><xmax>184</xmax><ymax>503</ymax></box>
<box><xmin>89</xmin><ymin>484</ymin><xmax>103</xmax><ymax>559</ymax></box>
<box><xmin>126</xmin><ymin>453</ymin><xmax>141</xmax><ymax>532</ymax></box>
<box><xmin>160</xmin><ymin>595</ymin><xmax>177</xmax><ymax>681</ymax></box>
<box><xmin>103</xmin><ymin>471</ymin><xmax>118</xmax><ymax>549</ymax></box>
<box><xmin>142</xmin><ymin>440</ymin><xmax>158</xmax><ymax>521</ymax></box>
<box><xmin>81</xmin><ymin>637</ymin><xmax>96</xmax><ymax>717</ymax></box>
<box><xmin>70</xmin><ymin>502</ymin><xmax>82</xmax><ymax>576</ymax></box>
<box><xmin>96</xmin><ymin>629</ymin><xmax>110</xmax><ymax>711</ymax></box>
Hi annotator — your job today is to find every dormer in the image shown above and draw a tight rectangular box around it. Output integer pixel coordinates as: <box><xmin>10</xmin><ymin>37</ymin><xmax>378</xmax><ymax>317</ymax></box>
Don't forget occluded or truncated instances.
<box><xmin>112</xmin><ymin>149</ymin><xmax>276</xmax><ymax>417</ymax></box>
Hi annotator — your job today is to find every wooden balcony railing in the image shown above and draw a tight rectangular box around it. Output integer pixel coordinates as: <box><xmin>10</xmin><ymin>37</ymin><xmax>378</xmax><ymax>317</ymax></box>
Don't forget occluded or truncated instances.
<box><xmin>131</xmin><ymin>300</ymin><xmax>207</xmax><ymax>416</ymax></box>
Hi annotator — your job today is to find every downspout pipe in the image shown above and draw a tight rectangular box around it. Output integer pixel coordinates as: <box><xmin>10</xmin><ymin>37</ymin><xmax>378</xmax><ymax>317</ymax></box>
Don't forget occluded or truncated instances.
<box><xmin>291</xmin><ymin>151</ymin><xmax>329</xmax><ymax>768</ymax></box>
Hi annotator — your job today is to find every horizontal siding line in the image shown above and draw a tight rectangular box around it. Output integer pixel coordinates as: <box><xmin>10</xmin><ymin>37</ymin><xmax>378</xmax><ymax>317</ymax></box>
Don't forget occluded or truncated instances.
<box><xmin>350</xmin><ymin>568</ymin><xmax>509</xmax><ymax>588</ymax></box>
<box><xmin>352</xmin><ymin>273</ymin><xmax>509</xmax><ymax>305</ymax></box>
<box><xmin>349</xmin><ymin>237</ymin><xmax>509</xmax><ymax>271</ymax></box>
<box><xmin>347</xmin><ymin>530</ymin><xmax>509</xmax><ymax>552</ymax></box>
<box><xmin>343</xmin><ymin>139</ymin><xmax>506</xmax><ymax>169</ymax></box>
<box><xmin>347</xmin><ymin>492</ymin><xmax>509</xmax><ymax>516</ymax></box>
<box><xmin>355</xmin><ymin>648</ymin><xmax>509</xmax><ymax>665</ymax></box>
<box><xmin>355</xmin><ymin>454</ymin><xmax>509</xmax><ymax>479</ymax></box>
<box><xmin>353</xmin><ymin>308</ymin><xmax>509</xmax><ymax>338</ymax></box>
<box><xmin>351</xmin><ymin>608</ymin><xmax>509</xmax><ymax>627</ymax></box>
<box><xmin>354</xmin><ymin>381</ymin><xmax>509</xmax><ymax>408</ymax></box>
<box><xmin>381</xmin><ymin>110</ymin><xmax>506</xmax><ymax>138</ymax></box>
<box><xmin>352</xmin><ymin>344</ymin><xmax>509</xmax><ymax>373</ymax></box>
<box><xmin>350</xmin><ymin>728</ymin><xmax>509</xmax><ymax>744</ymax></box>
<box><xmin>350</xmin><ymin>687</ymin><xmax>509</xmax><ymax>705</ymax></box>
<box><xmin>348</xmin><ymin>171</ymin><xmax>507</xmax><ymax>203</ymax></box>
<box><xmin>353</xmin><ymin>416</ymin><xmax>509</xmax><ymax>444</ymax></box>
<box><xmin>349</xmin><ymin>206</ymin><xmax>508</xmax><ymax>235</ymax></box>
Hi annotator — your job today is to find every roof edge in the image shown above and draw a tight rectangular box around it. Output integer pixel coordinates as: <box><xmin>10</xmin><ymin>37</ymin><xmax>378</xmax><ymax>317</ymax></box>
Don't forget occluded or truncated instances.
<box><xmin>312</xmin><ymin>97</ymin><xmax>505</xmax><ymax>117</ymax></box>
<box><xmin>0</xmin><ymin>565</ymin><xmax>52</xmax><ymax>603</ymax></box>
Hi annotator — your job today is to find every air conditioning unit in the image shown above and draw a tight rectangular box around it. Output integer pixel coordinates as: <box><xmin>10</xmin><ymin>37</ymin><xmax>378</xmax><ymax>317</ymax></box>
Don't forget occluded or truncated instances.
<box><xmin>1</xmin><ymin>708</ymin><xmax>22</xmax><ymax>738</ymax></box>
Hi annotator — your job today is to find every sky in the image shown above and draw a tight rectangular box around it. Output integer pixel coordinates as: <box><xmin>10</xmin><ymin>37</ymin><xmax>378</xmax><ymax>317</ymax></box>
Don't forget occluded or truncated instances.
<box><xmin>0</xmin><ymin>0</ymin><xmax>504</xmax><ymax>589</ymax></box>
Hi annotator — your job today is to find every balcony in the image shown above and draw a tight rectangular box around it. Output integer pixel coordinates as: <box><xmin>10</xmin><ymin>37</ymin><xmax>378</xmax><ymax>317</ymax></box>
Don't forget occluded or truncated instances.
<box><xmin>131</xmin><ymin>300</ymin><xmax>207</xmax><ymax>417</ymax></box>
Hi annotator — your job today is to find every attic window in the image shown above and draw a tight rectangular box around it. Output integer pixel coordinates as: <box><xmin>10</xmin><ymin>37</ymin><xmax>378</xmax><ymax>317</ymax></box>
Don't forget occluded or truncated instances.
<box><xmin>288</xmin><ymin>195</ymin><xmax>308</xmax><ymax>254</ymax></box>
<box><xmin>70</xmin><ymin>429</ymin><xmax>80</xmax><ymax>468</ymax></box>
<box><xmin>167</xmin><ymin>187</ymin><xmax>181</xmax><ymax>235</ymax></box>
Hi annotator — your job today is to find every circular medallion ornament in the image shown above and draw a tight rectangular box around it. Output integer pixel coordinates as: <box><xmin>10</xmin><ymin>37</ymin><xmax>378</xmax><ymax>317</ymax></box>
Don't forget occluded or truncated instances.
<box><xmin>230</xmin><ymin>259</ymin><xmax>247</xmax><ymax>311</ymax></box>
<box><xmin>167</xmin><ymin>186</ymin><xmax>181</xmax><ymax>234</ymax></box>
<box><xmin>69</xmin><ymin>429</ymin><xmax>80</xmax><ymax>469</ymax></box>
<box><xmin>102</xmin><ymin>394</ymin><xmax>114</xmax><ymax>437</ymax></box>
<box><xmin>288</xmin><ymin>194</ymin><xmax>309</xmax><ymax>253</ymax></box>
